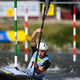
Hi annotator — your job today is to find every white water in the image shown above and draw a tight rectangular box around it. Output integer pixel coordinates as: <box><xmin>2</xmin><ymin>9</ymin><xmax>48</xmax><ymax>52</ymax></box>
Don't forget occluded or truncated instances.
<box><xmin>3</xmin><ymin>63</ymin><xmax>27</xmax><ymax>71</ymax></box>
<box><xmin>48</xmin><ymin>65</ymin><xmax>61</xmax><ymax>71</ymax></box>
<box><xmin>4</xmin><ymin>63</ymin><xmax>61</xmax><ymax>72</ymax></box>
<box><xmin>65</xmin><ymin>78</ymin><xmax>80</xmax><ymax>80</ymax></box>
<box><xmin>0</xmin><ymin>51</ymin><xmax>80</xmax><ymax>80</ymax></box>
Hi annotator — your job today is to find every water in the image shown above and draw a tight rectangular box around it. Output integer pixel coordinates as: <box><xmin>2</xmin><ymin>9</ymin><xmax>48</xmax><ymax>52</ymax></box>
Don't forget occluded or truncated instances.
<box><xmin>0</xmin><ymin>50</ymin><xmax>80</xmax><ymax>80</ymax></box>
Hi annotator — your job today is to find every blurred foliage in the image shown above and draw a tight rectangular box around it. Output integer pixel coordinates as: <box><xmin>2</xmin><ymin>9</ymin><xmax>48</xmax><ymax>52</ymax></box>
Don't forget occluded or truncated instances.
<box><xmin>47</xmin><ymin>26</ymin><xmax>79</xmax><ymax>48</ymax></box>
<box><xmin>28</xmin><ymin>23</ymin><xmax>80</xmax><ymax>51</ymax></box>
<box><xmin>0</xmin><ymin>23</ymin><xmax>80</xmax><ymax>51</ymax></box>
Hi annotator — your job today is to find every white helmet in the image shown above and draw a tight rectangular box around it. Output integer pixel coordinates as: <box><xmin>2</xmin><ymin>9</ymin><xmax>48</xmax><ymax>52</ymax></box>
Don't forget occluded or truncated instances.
<box><xmin>37</xmin><ymin>42</ymin><xmax>48</xmax><ymax>50</ymax></box>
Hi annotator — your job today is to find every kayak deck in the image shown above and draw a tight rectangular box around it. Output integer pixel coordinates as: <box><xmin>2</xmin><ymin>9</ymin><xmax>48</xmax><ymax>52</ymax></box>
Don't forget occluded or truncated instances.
<box><xmin>0</xmin><ymin>73</ymin><xmax>41</xmax><ymax>80</ymax></box>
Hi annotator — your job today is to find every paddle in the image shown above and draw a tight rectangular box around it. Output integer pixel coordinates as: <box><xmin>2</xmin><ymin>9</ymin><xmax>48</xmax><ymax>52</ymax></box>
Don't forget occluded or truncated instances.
<box><xmin>33</xmin><ymin>0</ymin><xmax>50</xmax><ymax>77</ymax></box>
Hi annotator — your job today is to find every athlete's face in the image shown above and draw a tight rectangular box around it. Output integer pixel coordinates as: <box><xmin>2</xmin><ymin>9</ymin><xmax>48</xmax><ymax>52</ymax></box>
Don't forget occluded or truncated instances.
<box><xmin>38</xmin><ymin>50</ymin><xmax>47</xmax><ymax>58</ymax></box>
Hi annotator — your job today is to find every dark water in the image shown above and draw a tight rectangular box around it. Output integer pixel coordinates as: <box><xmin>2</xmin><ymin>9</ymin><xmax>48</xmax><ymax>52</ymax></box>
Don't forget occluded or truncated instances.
<box><xmin>0</xmin><ymin>50</ymin><xmax>80</xmax><ymax>80</ymax></box>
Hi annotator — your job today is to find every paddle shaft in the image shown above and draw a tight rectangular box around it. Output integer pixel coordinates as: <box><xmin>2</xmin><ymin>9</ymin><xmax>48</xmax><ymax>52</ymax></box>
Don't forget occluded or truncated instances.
<box><xmin>35</xmin><ymin>11</ymin><xmax>46</xmax><ymax>63</ymax></box>
<box><xmin>33</xmin><ymin>7</ymin><xmax>46</xmax><ymax>77</ymax></box>
<box><xmin>33</xmin><ymin>0</ymin><xmax>50</xmax><ymax>77</ymax></box>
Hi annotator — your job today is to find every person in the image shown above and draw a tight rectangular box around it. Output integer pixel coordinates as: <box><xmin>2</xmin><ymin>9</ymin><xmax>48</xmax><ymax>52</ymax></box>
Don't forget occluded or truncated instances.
<box><xmin>26</xmin><ymin>28</ymin><xmax>51</xmax><ymax>79</ymax></box>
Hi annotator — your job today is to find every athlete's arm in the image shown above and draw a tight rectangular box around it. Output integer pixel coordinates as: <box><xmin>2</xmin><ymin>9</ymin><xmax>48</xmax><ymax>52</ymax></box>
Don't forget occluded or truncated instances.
<box><xmin>34</xmin><ymin>60</ymin><xmax>51</xmax><ymax>75</ymax></box>
<box><xmin>31</xmin><ymin>28</ymin><xmax>43</xmax><ymax>47</ymax></box>
<box><xmin>35</xmin><ymin>66</ymin><xmax>45</xmax><ymax>75</ymax></box>
<box><xmin>33</xmin><ymin>62</ymin><xmax>45</xmax><ymax>75</ymax></box>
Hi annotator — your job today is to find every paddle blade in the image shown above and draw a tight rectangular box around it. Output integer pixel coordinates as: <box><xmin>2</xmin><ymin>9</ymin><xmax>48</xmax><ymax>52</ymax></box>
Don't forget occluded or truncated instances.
<box><xmin>45</xmin><ymin>0</ymin><xmax>50</xmax><ymax>15</ymax></box>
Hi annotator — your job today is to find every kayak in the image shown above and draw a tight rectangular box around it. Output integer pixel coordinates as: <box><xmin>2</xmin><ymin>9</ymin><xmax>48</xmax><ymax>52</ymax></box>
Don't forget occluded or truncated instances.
<box><xmin>0</xmin><ymin>73</ymin><xmax>38</xmax><ymax>80</ymax></box>
<box><xmin>0</xmin><ymin>67</ymin><xmax>41</xmax><ymax>80</ymax></box>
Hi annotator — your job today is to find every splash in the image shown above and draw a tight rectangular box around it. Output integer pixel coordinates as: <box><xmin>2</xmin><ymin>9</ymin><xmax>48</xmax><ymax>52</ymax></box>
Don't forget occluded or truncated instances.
<box><xmin>47</xmin><ymin>65</ymin><xmax>61</xmax><ymax>71</ymax></box>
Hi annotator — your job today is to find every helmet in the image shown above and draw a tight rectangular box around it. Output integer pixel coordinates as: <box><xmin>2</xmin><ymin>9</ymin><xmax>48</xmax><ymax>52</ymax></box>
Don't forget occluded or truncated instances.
<box><xmin>37</xmin><ymin>42</ymin><xmax>48</xmax><ymax>50</ymax></box>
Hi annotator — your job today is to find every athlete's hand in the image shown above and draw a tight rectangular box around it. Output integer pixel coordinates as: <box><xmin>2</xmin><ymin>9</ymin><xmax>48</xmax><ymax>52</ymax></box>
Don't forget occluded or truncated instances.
<box><xmin>36</xmin><ymin>28</ymin><xmax>43</xmax><ymax>33</ymax></box>
<box><xmin>33</xmin><ymin>62</ymin><xmax>38</xmax><ymax>69</ymax></box>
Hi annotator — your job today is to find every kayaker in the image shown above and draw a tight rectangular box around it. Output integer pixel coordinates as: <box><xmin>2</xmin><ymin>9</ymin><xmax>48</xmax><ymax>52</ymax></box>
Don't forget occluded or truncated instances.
<box><xmin>26</xmin><ymin>28</ymin><xmax>51</xmax><ymax>79</ymax></box>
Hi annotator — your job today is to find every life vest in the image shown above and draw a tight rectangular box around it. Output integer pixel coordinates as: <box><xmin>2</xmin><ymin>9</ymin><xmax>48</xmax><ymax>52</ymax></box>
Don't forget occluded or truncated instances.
<box><xmin>27</xmin><ymin>51</ymin><xmax>50</xmax><ymax>78</ymax></box>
